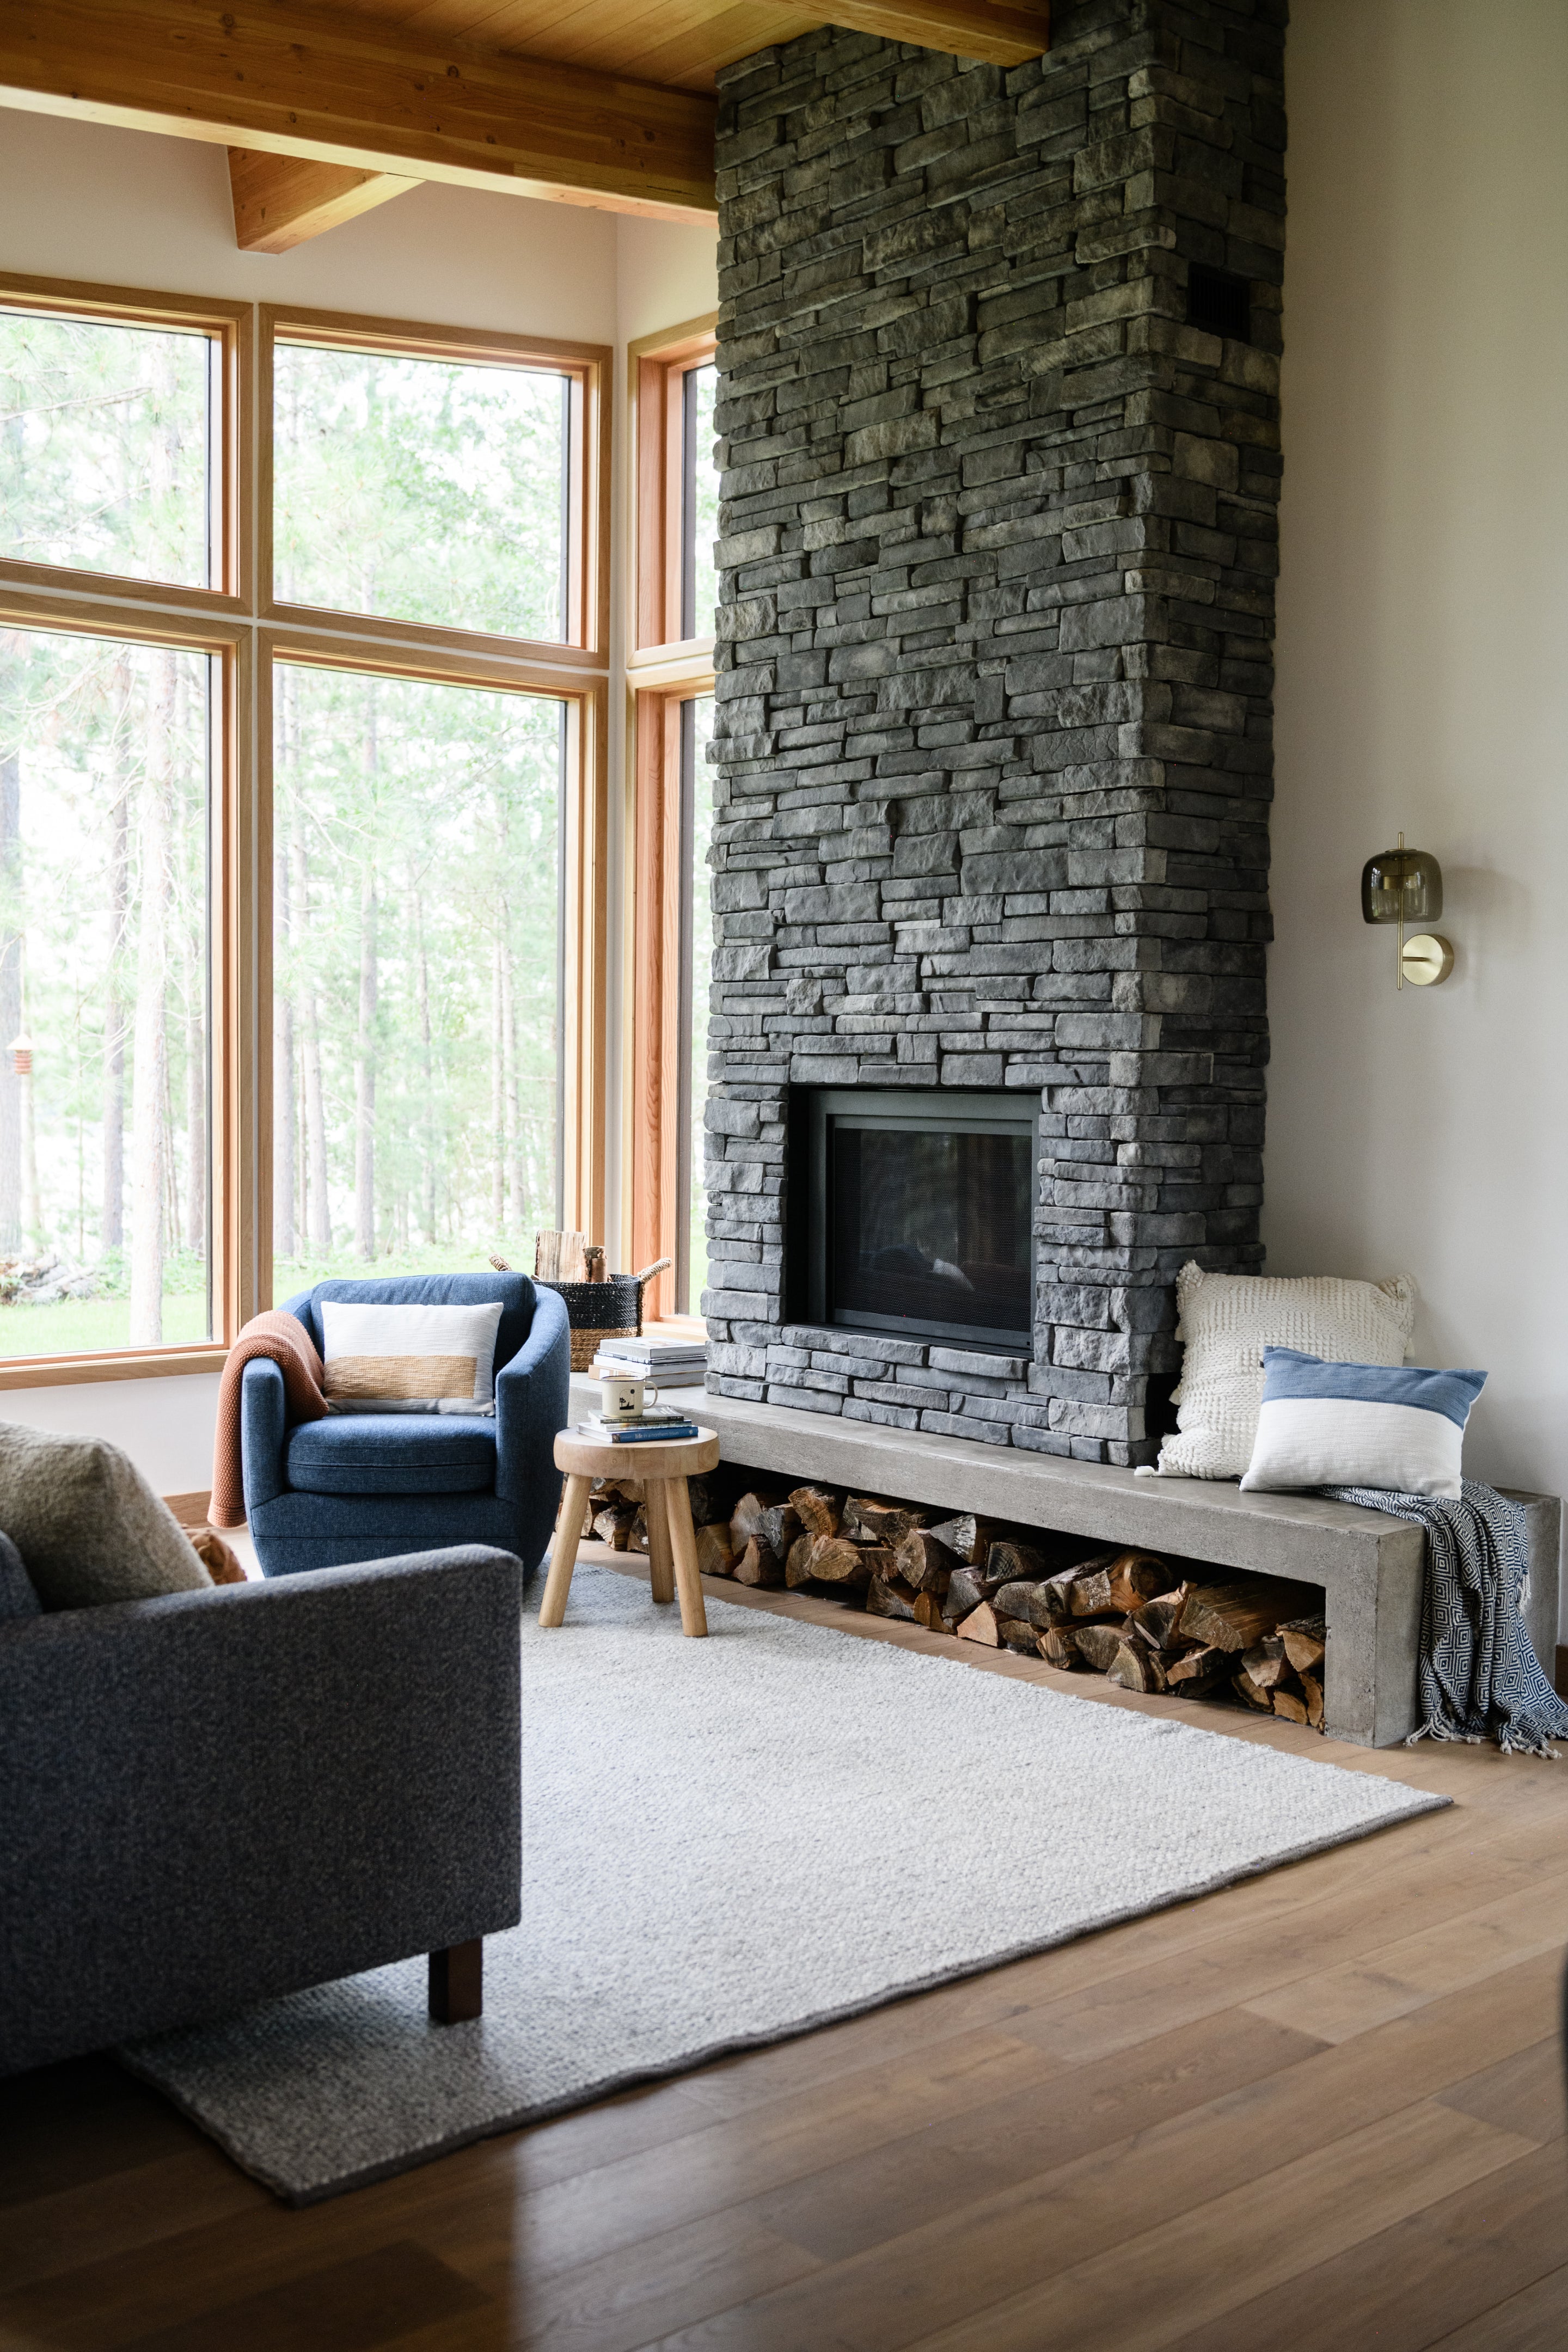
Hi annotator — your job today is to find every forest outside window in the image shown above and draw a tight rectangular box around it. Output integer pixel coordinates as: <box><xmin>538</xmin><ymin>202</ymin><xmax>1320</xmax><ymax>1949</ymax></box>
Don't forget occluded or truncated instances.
<box><xmin>0</xmin><ymin>621</ymin><xmax>213</xmax><ymax>1356</ymax></box>
<box><xmin>270</xmin><ymin>661</ymin><xmax>566</xmax><ymax>1303</ymax></box>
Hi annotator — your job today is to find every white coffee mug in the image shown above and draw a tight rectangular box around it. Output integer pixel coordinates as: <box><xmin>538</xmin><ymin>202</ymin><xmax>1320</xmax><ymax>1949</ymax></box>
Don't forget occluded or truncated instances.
<box><xmin>601</xmin><ymin>1371</ymin><xmax>659</xmax><ymax>1419</ymax></box>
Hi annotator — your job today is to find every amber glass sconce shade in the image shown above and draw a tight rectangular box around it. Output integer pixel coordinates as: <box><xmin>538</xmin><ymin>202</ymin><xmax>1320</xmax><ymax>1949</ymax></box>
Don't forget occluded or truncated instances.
<box><xmin>1360</xmin><ymin>832</ymin><xmax>1453</xmax><ymax>988</ymax></box>
<box><xmin>1361</xmin><ymin>840</ymin><xmax>1443</xmax><ymax>925</ymax></box>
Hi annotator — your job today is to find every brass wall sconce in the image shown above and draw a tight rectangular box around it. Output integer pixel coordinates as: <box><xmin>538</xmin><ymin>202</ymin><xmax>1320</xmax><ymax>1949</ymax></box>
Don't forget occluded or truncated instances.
<box><xmin>1361</xmin><ymin>833</ymin><xmax>1454</xmax><ymax>988</ymax></box>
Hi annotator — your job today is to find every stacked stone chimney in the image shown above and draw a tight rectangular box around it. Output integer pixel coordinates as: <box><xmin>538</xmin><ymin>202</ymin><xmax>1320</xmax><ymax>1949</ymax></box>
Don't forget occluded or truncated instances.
<box><xmin>702</xmin><ymin>0</ymin><xmax>1285</xmax><ymax>1465</ymax></box>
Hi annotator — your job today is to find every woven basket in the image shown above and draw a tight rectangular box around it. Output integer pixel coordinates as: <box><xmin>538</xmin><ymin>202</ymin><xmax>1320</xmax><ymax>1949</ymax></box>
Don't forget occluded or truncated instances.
<box><xmin>535</xmin><ymin>1275</ymin><xmax>645</xmax><ymax>1373</ymax></box>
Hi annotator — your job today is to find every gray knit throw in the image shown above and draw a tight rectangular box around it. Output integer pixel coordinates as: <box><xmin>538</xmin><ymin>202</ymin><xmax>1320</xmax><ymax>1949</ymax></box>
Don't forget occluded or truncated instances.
<box><xmin>1320</xmin><ymin>1478</ymin><xmax>1568</xmax><ymax>1759</ymax></box>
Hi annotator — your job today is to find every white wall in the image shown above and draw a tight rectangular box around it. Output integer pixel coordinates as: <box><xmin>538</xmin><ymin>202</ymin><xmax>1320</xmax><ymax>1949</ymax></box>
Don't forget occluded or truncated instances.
<box><xmin>0</xmin><ymin>108</ymin><xmax>714</xmax><ymax>1494</ymax></box>
<box><xmin>1269</xmin><ymin>0</ymin><xmax>1568</xmax><ymax>1616</ymax></box>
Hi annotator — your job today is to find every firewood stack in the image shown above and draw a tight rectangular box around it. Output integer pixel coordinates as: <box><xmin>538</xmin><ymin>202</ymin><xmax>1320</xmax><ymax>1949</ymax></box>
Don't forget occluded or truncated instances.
<box><xmin>582</xmin><ymin>1471</ymin><xmax>1328</xmax><ymax>1731</ymax></box>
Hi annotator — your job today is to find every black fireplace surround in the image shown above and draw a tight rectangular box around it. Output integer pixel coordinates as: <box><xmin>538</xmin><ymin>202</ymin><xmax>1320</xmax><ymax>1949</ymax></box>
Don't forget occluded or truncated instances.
<box><xmin>788</xmin><ymin>1089</ymin><xmax>1037</xmax><ymax>1355</ymax></box>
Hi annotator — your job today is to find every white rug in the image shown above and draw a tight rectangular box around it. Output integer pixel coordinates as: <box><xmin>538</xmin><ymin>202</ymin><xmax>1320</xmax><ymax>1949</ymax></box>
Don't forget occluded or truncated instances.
<box><xmin>123</xmin><ymin>1564</ymin><xmax>1447</xmax><ymax>2203</ymax></box>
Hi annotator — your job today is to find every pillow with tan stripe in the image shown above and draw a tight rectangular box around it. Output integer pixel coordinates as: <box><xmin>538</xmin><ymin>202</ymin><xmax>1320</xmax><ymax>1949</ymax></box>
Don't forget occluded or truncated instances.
<box><xmin>319</xmin><ymin>1300</ymin><xmax>504</xmax><ymax>1417</ymax></box>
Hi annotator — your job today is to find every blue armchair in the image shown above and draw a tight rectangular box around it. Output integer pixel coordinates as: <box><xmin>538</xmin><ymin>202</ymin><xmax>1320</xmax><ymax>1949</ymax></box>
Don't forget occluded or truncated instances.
<box><xmin>241</xmin><ymin>1272</ymin><xmax>569</xmax><ymax>1579</ymax></box>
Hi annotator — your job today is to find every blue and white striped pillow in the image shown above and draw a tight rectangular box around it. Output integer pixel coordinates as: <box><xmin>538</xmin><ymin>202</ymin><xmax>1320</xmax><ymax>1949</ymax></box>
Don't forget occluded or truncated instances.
<box><xmin>1239</xmin><ymin>1347</ymin><xmax>1486</xmax><ymax>1500</ymax></box>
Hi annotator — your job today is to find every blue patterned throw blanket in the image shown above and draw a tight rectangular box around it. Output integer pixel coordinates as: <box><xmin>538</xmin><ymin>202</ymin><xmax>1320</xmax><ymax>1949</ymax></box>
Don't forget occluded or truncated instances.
<box><xmin>1320</xmin><ymin>1478</ymin><xmax>1568</xmax><ymax>1758</ymax></box>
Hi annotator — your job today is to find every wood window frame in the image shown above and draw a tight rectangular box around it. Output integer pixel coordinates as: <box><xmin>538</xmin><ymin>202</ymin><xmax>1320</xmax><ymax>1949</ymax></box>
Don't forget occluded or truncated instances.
<box><xmin>0</xmin><ymin>585</ymin><xmax>253</xmax><ymax>1389</ymax></box>
<box><xmin>629</xmin><ymin>313</ymin><xmax>718</xmax><ymax>664</ymax></box>
<box><xmin>260</xmin><ymin>305</ymin><xmax>611</xmax><ymax>667</ymax></box>
<box><xmin>0</xmin><ymin>273</ymin><xmax>611</xmax><ymax>1385</ymax></box>
<box><xmin>624</xmin><ymin>314</ymin><xmax>719</xmax><ymax>1320</ymax></box>
<box><xmin>0</xmin><ymin>271</ymin><xmax>253</xmax><ymax>614</ymax></box>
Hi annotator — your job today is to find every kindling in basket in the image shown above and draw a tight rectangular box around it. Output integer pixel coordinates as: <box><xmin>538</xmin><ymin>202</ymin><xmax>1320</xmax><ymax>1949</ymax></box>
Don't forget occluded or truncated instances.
<box><xmin>491</xmin><ymin>1242</ymin><xmax>672</xmax><ymax>1374</ymax></box>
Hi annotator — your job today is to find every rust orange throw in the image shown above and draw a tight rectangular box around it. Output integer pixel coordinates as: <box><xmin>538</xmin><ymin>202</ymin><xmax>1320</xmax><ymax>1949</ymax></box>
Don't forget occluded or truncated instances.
<box><xmin>210</xmin><ymin>1310</ymin><xmax>328</xmax><ymax>1529</ymax></box>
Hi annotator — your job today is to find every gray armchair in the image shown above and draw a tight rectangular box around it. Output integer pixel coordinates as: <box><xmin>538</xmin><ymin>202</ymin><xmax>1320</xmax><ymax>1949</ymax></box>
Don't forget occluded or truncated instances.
<box><xmin>0</xmin><ymin>1544</ymin><xmax>522</xmax><ymax>2079</ymax></box>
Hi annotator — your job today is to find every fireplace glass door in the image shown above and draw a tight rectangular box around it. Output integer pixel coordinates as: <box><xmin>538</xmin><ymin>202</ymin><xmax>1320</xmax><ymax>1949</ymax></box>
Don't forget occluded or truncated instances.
<box><xmin>793</xmin><ymin>1089</ymin><xmax>1035</xmax><ymax>1352</ymax></box>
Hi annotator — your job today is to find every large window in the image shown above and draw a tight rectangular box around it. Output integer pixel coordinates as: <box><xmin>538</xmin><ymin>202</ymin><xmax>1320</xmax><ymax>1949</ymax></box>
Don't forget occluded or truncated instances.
<box><xmin>271</xmin><ymin>663</ymin><xmax>564</xmax><ymax>1300</ymax></box>
<box><xmin>0</xmin><ymin>274</ymin><xmax>608</xmax><ymax>1383</ymax></box>
<box><xmin>0</xmin><ymin>624</ymin><xmax>213</xmax><ymax>1356</ymax></box>
<box><xmin>628</xmin><ymin>315</ymin><xmax>718</xmax><ymax>1323</ymax></box>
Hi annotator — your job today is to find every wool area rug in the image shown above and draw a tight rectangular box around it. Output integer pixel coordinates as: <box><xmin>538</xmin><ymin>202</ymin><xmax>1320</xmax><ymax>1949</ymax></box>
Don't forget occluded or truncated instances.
<box><xmin>124</xmin><ymin>1563</ymin><xmax>1447</xmax><ymax>2203</ymax></box>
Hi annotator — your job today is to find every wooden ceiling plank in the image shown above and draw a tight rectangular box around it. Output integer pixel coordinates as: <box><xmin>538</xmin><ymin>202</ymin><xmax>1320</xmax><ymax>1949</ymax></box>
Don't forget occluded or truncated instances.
<box><xmin>0</xmin><ymin>0</ymin><xmax>719</xmax><ymax>220</ymax></box>
<box><xmin>228</xmin><ymin>149</ymin><xmax>416</xmax><ymax>251</ymax></box>
<box><xmin>767</xmin><ymin>0</ymin><xmax>1049</xmax><ymax>68</ymax></box>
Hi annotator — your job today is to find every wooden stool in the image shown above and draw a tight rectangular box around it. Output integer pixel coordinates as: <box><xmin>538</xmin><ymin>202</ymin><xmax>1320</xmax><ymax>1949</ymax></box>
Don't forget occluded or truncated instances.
<box><xmin>540</xmin><ymin>1426</ymin><xmax>721</xmax><ymax>1638</ymax></box>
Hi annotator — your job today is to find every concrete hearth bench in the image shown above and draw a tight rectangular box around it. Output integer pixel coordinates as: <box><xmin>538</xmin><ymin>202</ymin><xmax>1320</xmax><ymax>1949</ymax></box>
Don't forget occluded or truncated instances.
<box><xmin>694</xmin><ymin>1393</ymin><xmax>1561</xmax><ymax>1750</ymax></box>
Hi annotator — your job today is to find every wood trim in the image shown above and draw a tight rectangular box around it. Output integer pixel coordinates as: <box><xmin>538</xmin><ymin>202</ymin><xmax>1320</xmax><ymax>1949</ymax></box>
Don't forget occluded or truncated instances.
<box><xmin>628</xmin><ymin>643</ymin><xmax>717</xmax><ymax>689</ymax></box>
<box><xmin>261</xmin><ymin>627</ymin><xmax>601</xmax><ymax>701</ymax></box>
<box><xmin>0</xmin><ymin>269</ymin><xmax>254</xmax><ymax>606</ymax></box>
<box><xmin>562</xmin><ymin>682</ymin><xmax>610</xmax><ymax>1245</ymax></box>
<box><xmin>629</xmin><ymin>317</ymin><xmax>718</xmax><ymax>657</ymax></box>
<box><xmin>769</xmin><ymin>0</ymin><xmax>1049</xmax><ymax>64</ymax></box>
<box><xmin>0</xmin><ymin>0</ymin><xmax>719</xmax><ymax>221</ymax></box>
<box><xmin>0</xmin><ymin>1347</ymin><xmax>228</xmax><ymax>1391</ymax></box>
<box><xmin>629</xmin><ymin>678</ymin><xmax>713</xmax><ymax>1323</ymax></box>
<box><xmin>259</xmin><ymin>305</ymin><xmax>611</xmax><ymax>658</ymax></box>
<box><xmin>228</xmin><ymin>150</ymin><xmax>414</xmax><ymax>254</ymax></box>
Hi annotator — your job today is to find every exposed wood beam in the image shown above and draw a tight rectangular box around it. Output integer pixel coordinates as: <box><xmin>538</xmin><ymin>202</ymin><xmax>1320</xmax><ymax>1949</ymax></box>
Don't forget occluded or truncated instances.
<box><xmin>0</xmin><ymin>0</ymin><xmax>718</xmax><ymax>223</ymax></box>
<box><xmin>228</xmin><ymin>148</ymin><xmax>413</xmax><ymax>252</ymax></box>
<box><xmin>773</xmin><ymin>0</ymin><xmax>1049</xmax><ymax>66</ymax></box>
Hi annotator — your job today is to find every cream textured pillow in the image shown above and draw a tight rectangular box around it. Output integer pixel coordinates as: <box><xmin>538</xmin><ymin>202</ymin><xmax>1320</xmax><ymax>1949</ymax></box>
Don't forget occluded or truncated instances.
<box><xmin>1155</xmin><ymin>1263</ymin><xmax>1417</xmax><ymax>1480</ymax></box>
<box><xmin>0</xmin><ymin>1422</ymin><xmax>212</xmax><ymax>1609</ymax></box>
<box><xmin>320</xmin><ymin>1299</ymin><xmax>504</xmax><ymax>1415</ymax></box>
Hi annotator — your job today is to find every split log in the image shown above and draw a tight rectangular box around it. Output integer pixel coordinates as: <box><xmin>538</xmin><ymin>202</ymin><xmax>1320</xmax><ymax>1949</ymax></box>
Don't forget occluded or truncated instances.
<box><xmin>754</xmin><ymin>1504</ymin><xmax>801</xmax><ymax>1560</ymax></box>
<box><xmin>784</xmin><ymin>1535</ymin><xmax>817</xmax><ymax>1588</ymax></box>
<box><xmin>1232</xmin><ymin>1667</ymin><xmax>1274</xmax><ymax>1711</ymax></box>
<box><xmin>913</xmin><ymin>1591</ymin><xmax>946</xmax><ymax>1631</ymax></box>
<box><xmin>843</xmin><ymin>1496</ymin><xmax>929</xmax><ymax>1544</ymax></box>
<box><xmin>596</xmin><ymin>1475</ymin><xmax>644</xmax><ymax>1504</ymax></box>
<box><xmin>686</xmin><ymin>1476</ymin><xmax>715</xmax><ymax>1528</ymax></box>
<box><xmin>1107</xmin><ymin>1640</ymin><xmax>1168</xmax><ymax>1695</ymax></box>
<box><xmin>695</xmin><ymin>1523</ymin><xmax>737</xmax><ymax>1579</ymax></box>
<box><xmin>926</xmin><ymin>1514</ymin><xmax>996</xmax><ymax>1566</ymax></box>
<box><xmin>1281</xmin><ymin>1618</ymin><xmax>1327</xmax><ymax>1676</ymax></box>
<box><xmin>984</xmin><ymin>1538</ymin><xmax>1049</xmax><ymax>1585</ymax></box>
<box><xmin>1272</xmin><ymin>1690</ymin><xmax>1309</xmax><ymax>1725</ymax></box>
<box><xmin>1178</xmin><ymin>1578</ymin><xmax>1324</xmax><ymax>1655</ymax></box>
<box><xmin>1037</xmin><ymin>1626</ymin><xmax>1088</xmax><ymax>1671</ymax></box>
<box><xmin>789</xmin><ymin>1484</ymin><xmax>843</xmax><ymax>1538</ymax></box>
<box><xmin>944</xmin><ymin>1562</ymin><xmax>1013</xmax><ymax>1622</ymax></box>
<box><xmin>730</xmin><ymin>1490</ymin><xmax>789</xmax><ymax>1551</ymax></box>
<box><xmin>867</xmin><ymin>1574</ymin><xmax>920</xmax><ymax>1621</ymax></box>
<box><xmin>592</xmin><ymin>1504</ymin><xmax>638</xmax><ymax>1551</ymax></box>
<box><xmin>1069</xmin><ymin>1552</ymin><xmax>1176</xmax><ymax>1618</ymax></box>
<box><xmin>956</xmin><ymin>1601</ymin><xmax>1000</xmax><ymax>1647</ymax></box>
<box><xmin>1131</xmin><ymin>1589</ymin><xmax>1191</xmax><ymax>1650</ymax></box>
<box><xmin>896</xmin><ymin>1529</ymin><xmax>959</xmax><ymax>1595</ymax></box>
<box><xmin>1240</xmin><ymin>1636</ymin><xmax>1292</xmax><ymax>1692</ymax></box>
<box><xmin>1166</xmin><ymin>1644</ymin><xmax>1230</xmax><ymax>1689</ymax></box>
<box><xmin>996</xmin><ymin>1614</ymin><xmax>1045</xmax><ymax>1655</ymax></box>
<box><xmin>732</xmin><ymin>1536</ymin><xmax>786</xmax><ymax>1588</ymax></box>
<box><xmin>1074</xmin><ymin>1623</ymin><xmax>1126</xmax><ymax>1674</ymax></box>
<box><xmin>1300</xmin><ymin>1671</ymin><xmax>1326</xmax><ymax>1731</ymax></box>
<box><xmin>628</xmin><ymin>1506</ymin><xmax>648</xmax><ymax>1553</ymax></box>
<box><xmin>808</xmin><ymin>1537</ymin><xmax>886</xmax><ymax>1588</ymax></box>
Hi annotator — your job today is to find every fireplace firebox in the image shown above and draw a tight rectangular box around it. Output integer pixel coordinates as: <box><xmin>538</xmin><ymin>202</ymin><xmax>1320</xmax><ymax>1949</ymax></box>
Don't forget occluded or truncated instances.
<box><xmin>788</xmin><ymin>1089</ymin><xmax>1036</xmax><ymax>1355</ymax></box>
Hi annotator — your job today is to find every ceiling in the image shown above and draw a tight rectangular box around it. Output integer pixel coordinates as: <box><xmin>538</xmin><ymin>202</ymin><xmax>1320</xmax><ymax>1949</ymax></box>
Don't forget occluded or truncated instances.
<box><xmin>310</xmin><ymin>0</ymin><xmax>819</xmax><ymax>91</ymax></box>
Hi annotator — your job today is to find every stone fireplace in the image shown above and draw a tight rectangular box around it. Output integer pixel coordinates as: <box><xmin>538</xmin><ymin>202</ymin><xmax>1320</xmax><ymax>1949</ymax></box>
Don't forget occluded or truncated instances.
<box><xmin>702</xmin><ymin>0</ymin><xmax>1285</xmax><ymax>1467</ymax></box>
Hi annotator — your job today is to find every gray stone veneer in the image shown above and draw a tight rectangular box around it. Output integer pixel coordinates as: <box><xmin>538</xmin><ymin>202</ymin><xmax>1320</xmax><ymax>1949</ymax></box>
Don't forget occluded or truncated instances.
<box><xmin>703</xmin><ymin>0</ymin><xmax>1287</xmax><ymax>1466</ymax></box>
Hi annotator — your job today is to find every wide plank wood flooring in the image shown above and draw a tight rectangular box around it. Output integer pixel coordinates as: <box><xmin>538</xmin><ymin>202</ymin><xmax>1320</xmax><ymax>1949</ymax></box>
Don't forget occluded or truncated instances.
<box><xmin>3</xmin><ymin>1549</ymin><xmax>1565</xmax><ymax>2351</ymax></box>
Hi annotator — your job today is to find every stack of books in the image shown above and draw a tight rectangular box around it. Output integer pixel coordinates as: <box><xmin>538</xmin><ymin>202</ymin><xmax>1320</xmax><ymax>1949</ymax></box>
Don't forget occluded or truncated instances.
<box><xmin>576</xmin><ymin>1401</ymin><xmax>702</xmax><ymax>1445</ymax></box>
<box><xmin>595</xmin><ymin>1333</ymin><xmax>708</xmax><ymax>1386</ymax></box>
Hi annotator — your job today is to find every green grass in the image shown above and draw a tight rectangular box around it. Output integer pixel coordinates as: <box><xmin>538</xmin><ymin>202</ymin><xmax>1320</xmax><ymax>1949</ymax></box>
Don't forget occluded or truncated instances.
<box><xmin>0</xmin><ymin>1292</ymin><xmax>212</xmax><ymax>1357</ymax></box>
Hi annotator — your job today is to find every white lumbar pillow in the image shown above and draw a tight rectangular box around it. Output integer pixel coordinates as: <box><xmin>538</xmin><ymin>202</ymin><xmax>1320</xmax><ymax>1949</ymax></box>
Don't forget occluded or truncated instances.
<box><xmin>1240</xmin><ymin>1348</ymin><xmax>1485</xmax><ymax>1501</ymax></box>
<box><xmin>1155</xmin><ymin>1263</ymin><xmax>1417</xmax><ymax>1481</ymax></box>
<box><xmin>320</xmin><ymin>1299</ymin><xmax>504</xmax><ymax>1416</ymax></box>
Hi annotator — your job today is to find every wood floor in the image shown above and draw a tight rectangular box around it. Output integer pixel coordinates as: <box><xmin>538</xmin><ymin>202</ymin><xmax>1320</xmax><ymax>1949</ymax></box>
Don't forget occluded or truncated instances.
<box><xmin>4</xmin><ymin>1549</ymin><xmax>1566</xmax><ymax>2352</ymax></box>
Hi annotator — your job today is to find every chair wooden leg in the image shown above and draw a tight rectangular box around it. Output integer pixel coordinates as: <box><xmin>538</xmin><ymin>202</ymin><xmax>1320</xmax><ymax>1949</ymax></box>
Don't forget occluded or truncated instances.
<box><xmin>538</xmin><ymin>1474</ymin><xmax>592</xmax><ymax>1627</ymax></box>
<box><xmin>664</xmin><ymin>1476</ymin><xmax>709</xmax><ymax>1639</ymax></box>
<box><xmin>645</xmin><ymin>1479</ymin><xmax>676</xmax><ymax>1605</ymax></box>
<box><xmin>429</xmin><ymin>1939</ymin><xmax>482</xmax><ymax>2024</ymax></box>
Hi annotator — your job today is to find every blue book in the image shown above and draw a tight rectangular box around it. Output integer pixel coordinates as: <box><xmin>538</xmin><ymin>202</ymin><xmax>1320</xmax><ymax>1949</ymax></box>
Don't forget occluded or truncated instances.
<box><xmin>608</xmin><ymin>1422</ymin><xmax>700</xmax><ymax>1444</ymax></box>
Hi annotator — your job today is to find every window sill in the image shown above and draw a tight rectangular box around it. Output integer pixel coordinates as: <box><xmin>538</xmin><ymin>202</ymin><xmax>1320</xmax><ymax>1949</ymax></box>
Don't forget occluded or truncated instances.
<box><xmin>0</xmin><ymin>1346</ymin><xmax>228</xmax><ymax>1392</ymax></box>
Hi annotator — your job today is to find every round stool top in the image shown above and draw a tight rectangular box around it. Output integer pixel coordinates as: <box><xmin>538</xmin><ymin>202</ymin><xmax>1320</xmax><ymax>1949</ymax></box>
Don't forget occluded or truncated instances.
<box><xmin>555</xmin><ymin>1425</ymin><xmax>720</xmax><ymax>1479</ymax></box>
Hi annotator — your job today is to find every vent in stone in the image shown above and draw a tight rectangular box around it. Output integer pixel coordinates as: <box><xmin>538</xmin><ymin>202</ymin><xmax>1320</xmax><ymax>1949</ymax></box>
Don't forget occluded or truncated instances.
<box><xmin>1187</xmin><ymin>264</ymin><xmax>1252</xmax><ymax>342</ymax></box>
